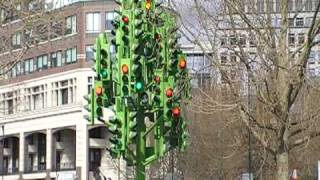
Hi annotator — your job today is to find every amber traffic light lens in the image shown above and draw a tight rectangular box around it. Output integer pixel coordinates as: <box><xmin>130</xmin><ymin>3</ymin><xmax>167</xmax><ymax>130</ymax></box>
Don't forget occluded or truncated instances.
<box><xmin>179</xmin><ymin>58</ymin><xmax>187</xmax><ymax>69</ymax></box>
<box><xmin>95</xmin><ymin>86</ymin><xmax>103</xmax><ymax>96</ymax></box>
<box><xmin>122</xmin><ymin>64</ymin><xmax>129</xmax><ymax>74</ymax></box>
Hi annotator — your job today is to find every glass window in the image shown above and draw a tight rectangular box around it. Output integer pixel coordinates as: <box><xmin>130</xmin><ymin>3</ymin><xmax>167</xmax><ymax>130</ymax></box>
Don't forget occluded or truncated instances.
<box><xmin>65</xmin><ymin>15</ymin><xmax>76</xmax><ymax>35</ymax></box>
<box><xmin>24</xmin><ymin>58</ymin><xmax>34</xmax><ymax>74</ymax></box>
<box><xmin>29</xmin><ymin>59</ymin><xmax>34</xmax><ymax>72</ymax></box>
<box><xmin>65</xmin><ymin>47</ymin><xmax>77</xmax><ymax>63</ymax></box>
<box><xmin>66</xmin><ymin>49</ymin><xmax>71</xmax><ymax>63</ymax></box>
<box><xmin>20</xmin><ymin>61</ymin><xmax>24</xmax><ymax>75</ymax></box>
<box><xmin>57</xmin><ymin>51</ymin><xmax>62</xmax><ymax>66</ymax></box>
<box><xmin>309</xmin><ymin>68</ymin><xmax>315</xmax><ymax>77</ymax></box>
<box><xmin>287</xmin><ymin>0</ymin><xmax>294</xmax><ymax>11</ymax></box>
<box><xmin>275</xmin><ymin>0</ymin><xmax>280</xmax><ymax>12</ymax></box>
<box><xmin>61</xmin><ymin>88</ymin><xmax>68</xmax><ymax>105</ymax></box>
<box><xmin>12</xmin><ymin>65</ymin><xmax>16</xmax><ymax>77</ymax></box>
<box><xmin>289</xmin><ymin>18</ymin><xmax>294</xmax><ymax>27</ymax></box>
<box><xmin>105</xmin><ymin>11</ymin><xmax>116</xmax><ymax>30</ymax></box>
<box><xmin>51</xmin><ymin>51</ymin><xmax>63</xmax><ymax>67</ymax></box>
<box><xmin>51</xmin><ymin>52</ymin><xmax>57</xmax><ymax>67</ymax></box>
<box><xmin>12</xmin><ymin>32</ymin><xmax>21</xmax><ymax>48</ymax></box>
<box><xmin>288</xmin><ymin>33</ymin><xmax>295</xmax><ymax>45</ymax></box>
<box><xmin>221</xmin><ymin>54</ymin><xmax>227</xmax><ymax>64</ymax></box>
<box><xmin>305</xmin><ymin>17</ymin><xmax>313</xmax><ymax>26</ymax></box>
<box><xmin>16</xmin><ymin>4</ymin><xmax>21</xmax><ymax>11</ymax></box>
<box><xmin>296</xmin><ymin>18</ymin><xmax>304</xmax><ymax>27</ymax></box>
<box><xmin>257</xmin><ymin>0</ymin><xmax>265</xmax><ymax>13</ymax></box>
<box><xmin>309</xmin><ymin>51</ymin><xmax>315</xmax><ymax>64</ymax></box>
<box><xmin>298</xmin><ymin>33</ymin><xmax>305</xmax><ymax>45</ymax></box>
<box><xmin>239</xmin><ymin>35</ymin><xmax>246</xmax><ymax>47</ymax></box>
<box><xmin>36</xmin><ymin>55</ymin><xmax>47</xmax><ymax>71</ymax></box>
<box><xmin>295</xmin><ymin>0</ymin><xmax>303</xmax><ymax>11</ymax></box>
<box><xmin>71</xmin><ymin>48</ymin><xmax>76</xmax><ymax>62</ymax></box>
<box><xmin>37</xmin><ymin>57</ymin><xmax>43</xmax><ymax>71</ymax></box>
<box><xmin>229</xmin><ymin>35</ymin><xmax>236</xmax><ymax>46</ymax></box>
<box><xmin>86</xmin><ymin>12</ymin><xmax>101</xmax><ymax>33</ymax></box>
<box><xmin>16</xmin><ymin>63</ymin><xmax>21</xmax><ymax>76</ymax></box>
<box><xmin>0</xmin><ymin>8</ymin><xmax>5</xmax><ymax>23</ymax></box>
<box><xmin>267</xmin><ymin>0</ymin><xmax>274</xmax><ymax>12</ymax></box>
<box><xmin>7</xmin><ymin>100</ymin><xmax>13</xmax><ymax>114</ymax></box>
<box><xmin>305</xmin><ymin>0</ymin><xmax>313</xmax><ymax>11</ymax></box>
<box><xmin>43</xmin><ymin>55</ymin><xmax>48</xmax><ymax>69</ymax></box>
<box><xmin>86</xmin><ymin>45</ymin><xmax>94</xmax><ymax>61</ymax></box>
<box><xmin>220</xmin><ymin>36</ymin><xmax>227</xmax><ymax>47</ymax></box>
<box><xmin>193</xmin><ymin>54</ymin><xmax>205</xmax><ymax>73</ymax></box>
<box><xmin>316</xmin><ymin>51</ymin><xmax>320</xmax><ymax>64</ymax></box>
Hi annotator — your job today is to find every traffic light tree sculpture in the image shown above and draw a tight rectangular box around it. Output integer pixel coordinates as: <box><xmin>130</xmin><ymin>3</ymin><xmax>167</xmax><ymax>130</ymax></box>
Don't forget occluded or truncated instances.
<box><xmin>84</xmin><ymin>0</ymin><xmax>191</xmax><ymax>179</ymax></box>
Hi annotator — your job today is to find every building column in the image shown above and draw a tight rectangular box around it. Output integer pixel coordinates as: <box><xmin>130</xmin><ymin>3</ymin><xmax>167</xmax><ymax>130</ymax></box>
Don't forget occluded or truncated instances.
<box><xmin>46</xmin><ymin>129</ymin><xmax>52</xmax><ymax>170</ymax></box>
<box><xmin>19</xmin><ymin>132</ymin><xmax>24</xmax><ymax>173</ymax></box>
<box><xmin>76</xmin><ymin>123</ymin><xmax>88</xmax><ymax>180</ymax></box>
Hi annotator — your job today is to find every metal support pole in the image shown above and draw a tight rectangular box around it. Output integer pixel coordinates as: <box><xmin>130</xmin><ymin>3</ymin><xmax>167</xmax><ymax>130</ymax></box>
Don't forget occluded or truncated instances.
<box><xmin>171</xmin><ymin>151</ymin><xmax>174</xmax><ymax>180</ymax></box>
<box><xmin>136</xmin><ymin>111</ymin><xmax>145</xmax><ymax>180</ymax></box>
<box><xmin>248</xmin><ymin>129</ymin><xmax>252</xmax><ymax>179</ymax></box>
<box><xmin>2</xmin><ymin>125</ymin><xmax>4</xmax><ymax>180</ymax></box>
<box><xmin>248</xmin><ymin>74</ymin><xmax>252</xmax><ymax>180</ymax></box>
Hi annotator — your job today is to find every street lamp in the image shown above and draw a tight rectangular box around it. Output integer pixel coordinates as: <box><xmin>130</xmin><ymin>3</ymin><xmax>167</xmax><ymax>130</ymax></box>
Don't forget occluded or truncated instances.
<box><xmin>1</xmin><ymin>124</ymin><xmax>4</xmax><ymax>180</ymax></box>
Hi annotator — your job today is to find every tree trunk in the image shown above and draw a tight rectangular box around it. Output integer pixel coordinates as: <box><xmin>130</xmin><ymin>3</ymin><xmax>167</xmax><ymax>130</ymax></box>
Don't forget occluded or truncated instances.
<box><xmin>276</xmin><ymin>152</ymin><xmax>289</xmax><ymax>180</ymax></box>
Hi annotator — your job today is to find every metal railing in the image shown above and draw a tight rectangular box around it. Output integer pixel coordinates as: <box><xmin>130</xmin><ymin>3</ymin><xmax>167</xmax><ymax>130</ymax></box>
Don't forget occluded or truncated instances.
<box><xmin>54</xmin><ymin>162</ymin><xmax>76</xmax><ymax>171</ymax></box>
<box><xmin>25</xmin><ymin>164</ymin><xmax>46</xmax><ymax>173</ymax></box>
<box><xmin>89</xmin><ymin>162</ymin><xmax>100</xmax><ymax>172</ymax></box>
<box><xmin>0</xmin><ymin>167</ymin><xmax>19</xmax><ymax>175</ymax></box>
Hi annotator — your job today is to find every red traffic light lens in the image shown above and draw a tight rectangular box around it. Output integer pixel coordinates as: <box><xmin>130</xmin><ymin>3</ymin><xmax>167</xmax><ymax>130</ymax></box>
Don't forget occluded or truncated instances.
<box><xmin>122</xmin><ymin>64</ymin><xmax>129</xmax><ymax>74</ymax></box>
<box><xmin>179</xmin><ymin>58</ymin><xmax>187</xmax><ymax>69</ymax></box>
<box><xmin>154</xmin><ymin>76</ymin><xmax>161</xmax><ymax>84</ymax></box>
<box><xmin>95</xmin><ymin>86</ymin><xmax>103</xmax><ymax>96</ymax></box>
<box><xmin>165</xmin><ymin>88</ymin><xmax>173</xmax><ymax>97</ymax></box>
<box><xmin>172</xmin><ymin>107</ymin><xmax>181</xmax><ymax>117</ymax></box>
<box><xmin>122</xmin><ymin>16</ymin><xmax>129</xmax><ymax>23</ymax></box>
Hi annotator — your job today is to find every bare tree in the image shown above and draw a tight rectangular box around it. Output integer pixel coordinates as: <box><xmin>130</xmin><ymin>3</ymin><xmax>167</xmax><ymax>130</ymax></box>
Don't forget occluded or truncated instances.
<box><xmin>0</xmin><ymin>0</ymin><xmax>66</xmax><ymax>79</ymax></box>
<box><xmin>169</xmin><ymin>0</ymin><xmax>320</xmax><ymax>179</ymax></box>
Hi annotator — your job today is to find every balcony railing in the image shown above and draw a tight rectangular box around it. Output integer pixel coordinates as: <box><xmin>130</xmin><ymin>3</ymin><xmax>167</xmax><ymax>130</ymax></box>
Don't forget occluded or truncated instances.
<box><xmin>54</xmin><ymin>162</ymin><xmax>76</xmax><ymax>171</ymax></box>
<box><xmin>89</xmin><ymin>138</ymin><xmax>107</xmax><ymax>148</ymax></box>
<box><xmin>0</xmin><ymin>167</ymin><xmax>19</xmax><ymax>175</ymax></box>
<box><xmin>25</xmin><ymin>164</ymin><xmax>46</xmax><ymax>173</ymax></box>
<box><xmin>89</xmin><ymin>162</ymin><xmax>100</xmax><ymax>172</ymax></box>
<box><xmin>28</xmin><ymin>145</ymin><xmax>37</xmax><ymax>153</ymax></box>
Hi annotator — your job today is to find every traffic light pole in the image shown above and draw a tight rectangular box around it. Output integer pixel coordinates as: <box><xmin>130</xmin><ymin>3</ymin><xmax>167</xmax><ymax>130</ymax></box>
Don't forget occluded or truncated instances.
<box><xmin>136</xmin><ymin>111</ymin><xmax>146</xmax><ymax>180</ymax></box>
<box><xmin>83</xmin><ymin>1</ymin><xmax>191</xmax><ymax>180</ymax></box>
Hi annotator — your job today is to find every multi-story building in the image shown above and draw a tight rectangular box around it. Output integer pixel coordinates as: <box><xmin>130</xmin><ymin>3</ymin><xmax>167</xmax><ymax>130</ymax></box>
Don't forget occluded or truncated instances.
<box><xmin>216</xmin><ymin>0</ymin><xmax>320</xmax><ymax>77</ymax></box>
<box><xmin>179</xmin><ymin>0</ymin><xmax>320</xmax><ymax>178</ymax></box>
<box><xmin>0</xmin><ymin>0</ymin><xmax>128</xmax><ymax>179</ymax></box>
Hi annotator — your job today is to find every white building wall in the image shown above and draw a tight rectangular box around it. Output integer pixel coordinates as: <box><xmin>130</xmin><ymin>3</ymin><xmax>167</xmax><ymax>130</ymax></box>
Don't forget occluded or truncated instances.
<box><xmin>0</xmin><ymin>68</ymin><xmax>124</xmax><ymax>180</ymax></box>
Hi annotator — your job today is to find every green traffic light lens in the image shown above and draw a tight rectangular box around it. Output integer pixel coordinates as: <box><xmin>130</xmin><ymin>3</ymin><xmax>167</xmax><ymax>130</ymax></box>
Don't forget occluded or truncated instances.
<box><xmin>122</xmin><ymin>86</ymin><xmax>129</xmax><ymax>94</ymax></box>
<box><xmin>96</xmin><ymin>97</ymin><xmax>103</xmax><ymax>106</ymax></box>
<box><xmin>96</xmin><ymin>107</ymin><xmax>102</xmax><ymax>116</ymax></box>
<box><xmin>101</xmin><ymin>69</ymin><xmax>108</xmax><ymax>78</ymax></box>
<box><xmin>135</xmin><ymin>82</ymin><xmax>143</xmax><ymax>90</ymax></box>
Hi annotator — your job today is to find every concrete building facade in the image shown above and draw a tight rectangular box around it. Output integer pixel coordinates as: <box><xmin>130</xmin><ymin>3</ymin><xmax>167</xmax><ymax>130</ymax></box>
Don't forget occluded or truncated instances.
<box><xmin>0</xmin><ymin>0</ymin><xmax>126</xmax><ymax>179</ymax></box>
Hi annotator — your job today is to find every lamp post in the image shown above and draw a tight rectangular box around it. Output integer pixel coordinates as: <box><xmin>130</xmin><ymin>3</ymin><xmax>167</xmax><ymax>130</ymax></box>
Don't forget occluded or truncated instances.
<box><xmin>248</xmin><ymin>73</ymin><xmax>252</xmax><ymax>180</ymax></box>
<box><xmin>2</xmin><ymin>124</ymin><xmax>4</xmax><ymax>180</ymax></box>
